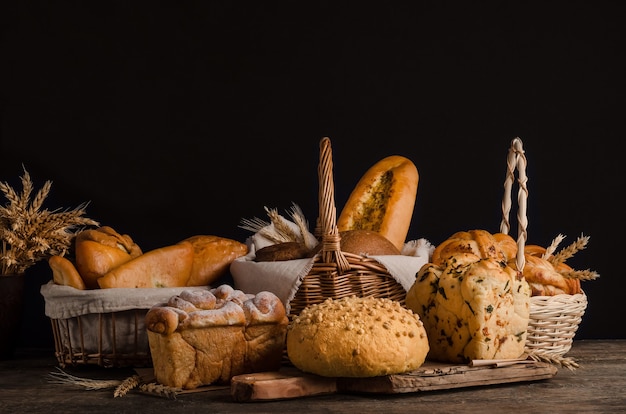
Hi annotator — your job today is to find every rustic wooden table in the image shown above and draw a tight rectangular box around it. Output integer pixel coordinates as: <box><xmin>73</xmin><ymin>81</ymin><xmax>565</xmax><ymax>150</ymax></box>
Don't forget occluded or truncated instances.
<box><xmin>1</xmin><ymin>339</ymin><xmax>624</xmax><ymax>413</ymax></box>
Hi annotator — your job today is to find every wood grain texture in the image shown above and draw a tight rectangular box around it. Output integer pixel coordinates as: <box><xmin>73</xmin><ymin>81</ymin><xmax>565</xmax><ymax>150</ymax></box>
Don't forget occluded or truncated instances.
<box><xmin>1</xmin><ymin>340</ymin><xmax>625</xmax><ymax>413</ymax></box>
<box><xmin>230</xmin><ymin>360</ymin><xmax>556</xmax><ymax>401</ymax></box>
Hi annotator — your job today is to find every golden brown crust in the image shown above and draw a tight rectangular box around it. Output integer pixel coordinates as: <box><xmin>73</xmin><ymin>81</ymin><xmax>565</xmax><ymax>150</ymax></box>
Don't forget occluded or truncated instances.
<box><xmin>337</xmin><ymin>155</ymin><xmax>418</xmax><ymax>252</ymax></box>
<box><xmin>510</xmin><ymin>255</ymin><xmax>574</xmax><ymax>296</ymax></box>
<box><xmin>76</xmin><ymin>226</ymin><xmax>142</xmax><ymax>257</ymax></box>
<box><xmin>520</xmin><ymin>245</ymin><xmax>582</xmax><ymax>295</ymax></box>
<box><xmin>97</xmin><ymin>242</ymin><xmax>194</xmax><ymax>288</ymax></box>
<box><xmin>431</xmin><ymin>230</ymin><xmax>516</xmax><ymax>266</ymax></box>
<box><xmin>286</xmin><ymin>296</ymin><xmax>429</xmax><ymax>377</ymax></box>
<box><xmin>48</xmin><ymin>255</ymin><xmax>86</xmax><ymax>290</ymax></box>
<box><xmin>75</xmin><ymin>240</ymin><xmax>134</xmax><ymax>288</ymax></box>
<box><xmin>146</xmin><ymin>286</ymin><xmax>288</xmax><ymax>389</ymax></box>
<box><xmin>338</xmin><ymin>229</ymin><xmax>400</xmax><ymax>256</ymax></box>
<box><xmin>74</xmin><ymin>226</ymin><xmax>142</xmax><ymax>289</ymax></box>
<box><xmin>181</xmin><ymin>235</ymin><xmax>248</xmax><ymax>286</ymax></box>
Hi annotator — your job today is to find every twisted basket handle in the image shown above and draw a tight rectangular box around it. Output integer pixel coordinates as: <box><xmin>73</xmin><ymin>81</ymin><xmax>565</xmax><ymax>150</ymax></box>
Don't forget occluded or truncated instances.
<box><xmin>500</xmin><ymin>137</ymin><xmax>529</xmax><ymax>272</ymax></box>
<box><xmin>318</xmin><ymin>137</ymin><xmax>351</xmax><ymax>273</ymax></box>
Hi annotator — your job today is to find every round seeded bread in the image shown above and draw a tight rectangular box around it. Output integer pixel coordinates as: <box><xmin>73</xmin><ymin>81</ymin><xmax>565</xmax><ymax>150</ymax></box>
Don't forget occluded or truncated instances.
<box><xmin>286</xmin><ymin>296</ymin><xmax>429</xmax><ymax>377</ymax></box>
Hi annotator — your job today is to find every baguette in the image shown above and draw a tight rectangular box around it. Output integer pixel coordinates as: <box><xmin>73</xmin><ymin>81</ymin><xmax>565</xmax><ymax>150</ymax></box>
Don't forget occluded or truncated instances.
<box><xmin>337</xmin><ymin>155</ymin><xmax>419</xmax><ymax>251</ymax></box>
<box><xmin>97</xmin><ymin>242</ymin><xmax>194</xmax><ymax>288</ymax></box>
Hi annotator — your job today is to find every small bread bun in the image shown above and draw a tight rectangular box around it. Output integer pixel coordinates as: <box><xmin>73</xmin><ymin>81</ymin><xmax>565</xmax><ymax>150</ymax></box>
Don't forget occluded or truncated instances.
<box><xmin>48</xmin><ymin>255</ymin><xmax>86</xmax><ymax>290</ymax></box>
<box><xmin>431</xmin><ymin>229</ymin><xmax>516</xmax><ymax>266</ymax></box>
<box><xmin>510</xmin><ymin>250</ymin><xmax>582</xmax><ymax>296</ymax></box>
<box><xmin>180</xmin><ymin>235</ymin><xmax>248</xmax><ymax>286</ymax></box>
<box><xmin>337</xmin><ymin>155</ymin><xmax>419</xmax><ymax>251</ymax></box>
<box><xmin>287</xmin><ymin>296</ymin><xmax>429</xmax><ymax>377</ymax></box>
<box><xmin>97</xmin><ymin>242</ymin><xmax>194</xmax><ymax>288</ymax></box>
<box><xmin>339</xmin><ymin>229</ymin><xmax>400</xmax><ymax>256</ymax></box>
<box><xmin>254</xmin><ymin>241</ymin><xmax>312</xmax><ymax>262</ymax></box>
<box><xmin>74</xmin><ymin>226</ymin><xmax>142</xmax><ymax>289</ymax></box>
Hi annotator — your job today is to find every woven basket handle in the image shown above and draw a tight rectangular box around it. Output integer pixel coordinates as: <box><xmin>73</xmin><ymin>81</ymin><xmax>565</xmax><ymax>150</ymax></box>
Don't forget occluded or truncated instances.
<box><xmin>500</xmin><ymin>137</ymin><xmax>529</xmax><ymax>272</ymax></box>
<box><xmin>318</xmin><ymin>137</ymin><xmax>351</xmax><ymax>273</ymax></box>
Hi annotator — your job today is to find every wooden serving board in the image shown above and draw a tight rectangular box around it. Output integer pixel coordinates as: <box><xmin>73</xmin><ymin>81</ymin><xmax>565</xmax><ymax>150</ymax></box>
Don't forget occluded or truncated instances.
<box><xmin>230</xmin><ymin>360</ymin><xmax>558</xmax><ymax>402</ymax></box>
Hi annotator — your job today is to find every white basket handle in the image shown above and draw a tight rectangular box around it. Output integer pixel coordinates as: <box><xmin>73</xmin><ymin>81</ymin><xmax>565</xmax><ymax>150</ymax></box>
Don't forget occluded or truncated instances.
<box><xmin>500</xmin><ymin>137</ymin><xmax>529</xmax><ymax>272</ymax></box>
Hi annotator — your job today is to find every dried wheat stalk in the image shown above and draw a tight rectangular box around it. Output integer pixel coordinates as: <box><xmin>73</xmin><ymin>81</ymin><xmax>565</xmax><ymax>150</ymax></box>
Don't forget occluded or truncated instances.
<box><xmin>562</xmin><ymin>269</ymin><xmax>600</xmax><ymax>281</ymax></box>
<box><xmin>551</xmin><ymin>234</ymin><xmax>590</xmax><ymax>266</ymax></box>
<box><xmin>264</xmin><ymin>206</ymin><xmax>300</xmax><ymax>242</ymax></box>
<box><xmin>542</xmin><ymin>234</ymin><xmax>565</xmax><ymax>259</ymax></box>
<box><xmin>48</xmin><ymin>368</ymin><xmax>123</xmax><ymax>390</ymax></box>
<box><xmin>0</xmin><ymin>166</ymin><xmax>99</xmax><ymax>275</ymax></box>
<box><xmin>527</xmin><ymin>351</ymin><xmax>580</xmax><ymax>371</ymax></box>
<box><xmin>239</xmin><ymin>202</ymin><xmax>312</xmax><ymax>246</ymax></box>
<box><xmin>114</xmin><ymin>374</ymin><xmax>141</xmax><ymax>398</ymax></box>
<box><xmin>138</xmin><ymin>382</ymin><xmax>181</xmax><ymax>399</ymax></box>
<box><xmin>541</xmin><ymin>234</ymin><xmax>599</xmax><ymax>281</ymax></box>
<box><xmin>289</xmin><ymin>203</ymin><xmax>316</xmax><ymax>249</ymax></box>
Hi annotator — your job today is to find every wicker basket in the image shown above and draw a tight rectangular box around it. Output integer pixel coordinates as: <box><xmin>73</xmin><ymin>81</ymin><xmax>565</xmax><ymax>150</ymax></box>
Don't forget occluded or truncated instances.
<box><xmin>288</xmin><ymin>137</ymin><xmax>407</xmax><ymax>319</ymax></box>
<box><xmin>500</xmin><ymin>137</ymin><xmax>587</xmax><ymax>359</ymax></box>
<box><xmin>41</xmin><ymin>282</ymin><xmax>210</xmax><ymax>368</ymax></box>
<box><xmin>50</xmin><ymin>309</ymin><xmax>152</xmax><ymax>368</ymax></box>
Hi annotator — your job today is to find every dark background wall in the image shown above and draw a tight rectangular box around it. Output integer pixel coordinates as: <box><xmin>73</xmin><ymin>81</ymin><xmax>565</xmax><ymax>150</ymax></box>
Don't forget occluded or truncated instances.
<box><xmin>2</xmin><ymin>2</ymin><xmax>624</xmax><ymax>349</ymax></box>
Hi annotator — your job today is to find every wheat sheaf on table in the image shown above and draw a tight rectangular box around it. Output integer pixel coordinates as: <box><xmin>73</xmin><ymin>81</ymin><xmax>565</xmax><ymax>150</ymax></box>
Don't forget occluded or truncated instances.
<box><xmin>500</xmin><ymin>137</ymin><xmax>597</xmax><ymax>369</ymax></box>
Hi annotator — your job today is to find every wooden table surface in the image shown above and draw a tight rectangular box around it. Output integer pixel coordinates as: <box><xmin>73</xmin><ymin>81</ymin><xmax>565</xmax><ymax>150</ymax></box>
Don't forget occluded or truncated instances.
<box><xmin>1</xmin><ymin>339</ymin><xmax>624</xmax><ymax>413</ymax></box>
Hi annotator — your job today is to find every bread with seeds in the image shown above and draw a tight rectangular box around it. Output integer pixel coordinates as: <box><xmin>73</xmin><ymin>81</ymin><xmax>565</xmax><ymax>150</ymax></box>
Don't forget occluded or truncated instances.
<box><xmin>286</xmin><ymin>296</ymin><xmax>429</xmax><ymax>377</ymax></box>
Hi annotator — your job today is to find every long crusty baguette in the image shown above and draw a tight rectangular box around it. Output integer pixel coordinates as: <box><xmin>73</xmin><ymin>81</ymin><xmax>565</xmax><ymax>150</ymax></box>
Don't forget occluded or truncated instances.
<box><xmin>337</xmin><ymin>155</ymin><xmax>419</xmax><ymax>251</ymax></box>
<box><xmin>97</xmin><ymin>242</ymin><xmax>194</xmax><ymax>288</ymax></box>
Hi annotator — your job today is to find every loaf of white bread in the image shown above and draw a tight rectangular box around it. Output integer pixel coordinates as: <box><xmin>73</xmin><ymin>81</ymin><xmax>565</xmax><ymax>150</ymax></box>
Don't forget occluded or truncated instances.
<box><xmin>406</xmin><ymin>230</ymin><xmax>531</xmax><ymax>363</ymax></box>
<box><xmin>145</xmin><ymin>285</ymin><xmax>288</xmax><ymax>389</ymax></box>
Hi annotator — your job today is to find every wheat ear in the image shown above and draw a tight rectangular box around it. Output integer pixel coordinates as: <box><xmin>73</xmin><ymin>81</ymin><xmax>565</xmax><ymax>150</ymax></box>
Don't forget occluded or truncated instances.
<box><xmin>543</xmin><ymin>234</ymin><xmax>565</xmax><ymax>260</ymax></box>
<box><xmin>288</xmin><ymin>203</ymin><xmax>311</xmax><ymax>247</ymax></box>
<box><xmin>551</xmin><ymin>234</ymin><xmax>590</xmax><ymax>266</ymax></box>
<box><xmin>527</xmin><ymin>351</ymin><xmax>580</xmax><ymax>371</ymax></box>
<box><xmin>265</xmin><ymin>206</ymin><xmax>299</xmax><ymax>242</ymax></box>
<box><xmin>562</xmin><ymin>269</ymin><xmax>600</xmax><ymax>281</ymax></box>
<box><xmin>138</xmin><ymin>382</ymin><xmax>181</xmax><ymax>399</ymax></box>
<box><xmin>114</xmin><ymin>374</ymin><xmax>141</xmax><ymax>397</ymax></box>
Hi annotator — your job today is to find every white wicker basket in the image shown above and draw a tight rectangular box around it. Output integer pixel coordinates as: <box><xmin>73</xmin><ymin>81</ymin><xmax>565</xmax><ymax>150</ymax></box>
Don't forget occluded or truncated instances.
<box><xmin>500</xmin><ymin>137</ymin><xmax>587</xmax><ymax>359</ymax></box>
<box><xmin>526</xmin><ymin>292</ymin><xmax>587</xmax><ymax>357</ymax></box>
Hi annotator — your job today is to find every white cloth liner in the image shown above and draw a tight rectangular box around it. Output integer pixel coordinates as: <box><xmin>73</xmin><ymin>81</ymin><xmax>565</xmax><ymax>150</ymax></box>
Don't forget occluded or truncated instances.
<box><xmin>231</xmin><ymin>240</ymin><xmax>432</xmax><ymax>314</ymax></box>
<box><xmin>40</xmin><ymin>281</ymin><xmax>209</xmax><ymax>319</ymax></box>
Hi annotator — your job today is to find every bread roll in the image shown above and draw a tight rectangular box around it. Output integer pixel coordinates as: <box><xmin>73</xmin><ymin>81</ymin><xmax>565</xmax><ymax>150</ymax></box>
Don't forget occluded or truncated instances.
<box><xmin>254</xmin><ymin>241</ymin><xmax>313</xmax><ymax>262</ymax></box>
<box><xmin>338</xmin><ymin>229</ymin><xmax>400</xmax><ymax>256</ymax></box>
<box><xmin>180</xmin><ymin>235</ymin><xmax>248</xmax><ymax>286</ymax></box>
<box><xmin>97</xmin><ymin>242</ymin><xmax>194</xmax><ymax>288</ymax></box>
<box><xmin>287</xmin><ymin>296</ymin><xmax>429</xmax><ymax>377</ymax></box>
<box><xmin>146</xmin><ymin>285</ymin><xmax>288</xmax><ymax>389</ymax></box>
<box><xmin>510</xmin><ymin>254</ymin><xmax>581</xmax><ymax>296</ymax></box>
<box><xmin>48</xmin><ymin>255</ymin><xmax>86</xmax><ymax>290</ymax></box>
<box><xmin>74</xmin><ymin>226</ymin><xmax>142</xmax><ymax>289</ymax></box>
<box><xmin>337</xmin><ymin>155</ymin><xmax>419</xmax><ymax>252</ymax></box>
<box><xmin>431</xmin><ymin>229</ymin><xmax>517</xmax><ymax>266</ymax></box>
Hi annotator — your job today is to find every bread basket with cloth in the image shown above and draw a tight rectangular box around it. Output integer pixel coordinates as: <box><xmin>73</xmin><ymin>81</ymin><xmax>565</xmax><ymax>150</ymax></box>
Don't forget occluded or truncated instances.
<box><xmin>231</xmin><ymin>137</ymin><xmax>432</xmax><ymax>321</ymax></box>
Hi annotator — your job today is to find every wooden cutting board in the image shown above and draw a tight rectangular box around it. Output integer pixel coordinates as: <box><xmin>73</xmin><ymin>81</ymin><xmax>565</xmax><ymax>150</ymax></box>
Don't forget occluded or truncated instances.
<box><xmin>230</xmin><ymin>359</ymin><xmax>558</xmax><ymax>402</ymax></box>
